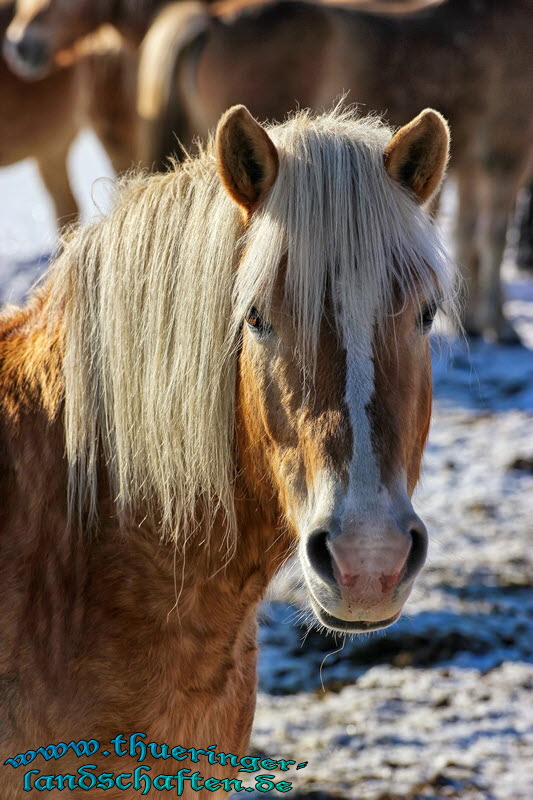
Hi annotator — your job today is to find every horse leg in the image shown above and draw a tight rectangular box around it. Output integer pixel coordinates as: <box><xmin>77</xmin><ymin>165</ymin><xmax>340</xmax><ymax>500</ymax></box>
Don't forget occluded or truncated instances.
<box><xmin>95</xmin><ymin>123</ymin><xmax>136</xmax><ymax>176</ymax></box>
<box><xmin>452</xmin><ymin>164</ymin><xmax>482</xmax><ymax>336</ymax></box>
<box><xmin>515</xmin><ymin>182</ymin><xmax>533</xmax><ymax>271</ymax></box>
<box><xmin>85</xmin><ymin>55</ymin><xmax>138</xmax><ymax>177</ymax></box>
<box><xmin>36</xmin><ymin>147</ymin><xmax>78</xmax><ymax>233</ymax></box>
<box><xmin>477</xmin><ymin>165</ymin><xmax>521</xmax><ymax>344</ymax></box>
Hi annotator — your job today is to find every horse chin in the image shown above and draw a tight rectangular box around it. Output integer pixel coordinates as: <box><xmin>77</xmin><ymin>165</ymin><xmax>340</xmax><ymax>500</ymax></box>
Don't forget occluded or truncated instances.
<box><xmin>309</xmin><ymin>597</ymin><xmax>402</xmax><ymax>634</ymax></box>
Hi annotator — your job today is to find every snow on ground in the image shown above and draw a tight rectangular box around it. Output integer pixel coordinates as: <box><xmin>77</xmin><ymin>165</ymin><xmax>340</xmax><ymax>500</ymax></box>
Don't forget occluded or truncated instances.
<box><xmin>0</xmin><ymin>130</ymin><xmax>115</xmax><ymax>306</ymax></box>
<box><xmin>1</xmin><ymin>133</ymin><xmax>531</xmax><ymax>800</ymax></box>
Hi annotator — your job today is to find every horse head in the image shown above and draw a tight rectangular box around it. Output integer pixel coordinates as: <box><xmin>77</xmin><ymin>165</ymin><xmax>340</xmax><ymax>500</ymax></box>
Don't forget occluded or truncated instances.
<box><xmin>217</xmin><ymin>105</ymin><xmax>450</xmax><ymax>632</ymax></box>
<box><xmin>5</xmin><ymin>0</ymin><xmax>109</xmax><ymax>77</ymax></box>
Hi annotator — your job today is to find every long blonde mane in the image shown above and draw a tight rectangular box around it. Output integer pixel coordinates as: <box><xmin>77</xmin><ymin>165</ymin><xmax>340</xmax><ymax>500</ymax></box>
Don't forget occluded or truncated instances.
<box><xmin>48</xmin><ymin>108</ymin><xmax>456</xmax><ymax>543</ymax></box>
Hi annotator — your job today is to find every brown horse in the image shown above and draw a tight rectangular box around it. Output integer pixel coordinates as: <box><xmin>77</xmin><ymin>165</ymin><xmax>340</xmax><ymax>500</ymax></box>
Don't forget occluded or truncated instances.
<box><xmin>0</xmin><ymin>0</ymin><xmax>80</xmax><ymax>228</ymax></box>
<box><xmin>0</xmin><ymin>2</ymin><xmax>137</xmax><ymax>230</ymax></box>
<box><xmin>0</xmin><ymin>104</ymin><xmax>454</xmax><ymax>797</ymax></box>
<box><xmin>4</xmin><ymin>0</ymin><xmax>444</xmax><ymax>78</ymax></box>
<box><xmin>4</xmin><ymin>0</ymin><xmax>170</xmax><ymax>76</ymax></box>
<box><xmin>136</xmin><ymin>0</ymin><xmax>533</xmax><ymax>343</ymax></box>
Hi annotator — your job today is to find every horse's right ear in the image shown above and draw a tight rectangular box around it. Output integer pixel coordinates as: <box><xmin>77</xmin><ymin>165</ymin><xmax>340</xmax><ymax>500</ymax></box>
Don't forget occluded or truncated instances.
<box><xmin>216</xmin><ymin>105</ymin><xmax>279</xmax><ymax>213</ymax></box>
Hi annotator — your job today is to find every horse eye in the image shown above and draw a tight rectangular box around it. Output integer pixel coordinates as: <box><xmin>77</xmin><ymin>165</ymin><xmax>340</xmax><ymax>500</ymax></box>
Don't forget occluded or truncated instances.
<box><xmin>245</xmin><ymin>306</ymin><xmax>271</xmax><ymax>335</ymax></box>
<box><xmin>418</xmin><ymin>301</ymin><xmax>438</xmax><ymax>333</ymax></box>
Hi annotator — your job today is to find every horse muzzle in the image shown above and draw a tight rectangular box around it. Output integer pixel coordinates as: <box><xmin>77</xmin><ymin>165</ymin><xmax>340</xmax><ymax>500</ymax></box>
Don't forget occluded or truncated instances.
<box><xmin>3</xmin><ymin>29</ymin><xmax>51</xmax><ymax>79</ymax></box>
<box><xmin>301</xmin><ymin>514</ymin><xmax>428</xmax><ymax>633</ymax></box>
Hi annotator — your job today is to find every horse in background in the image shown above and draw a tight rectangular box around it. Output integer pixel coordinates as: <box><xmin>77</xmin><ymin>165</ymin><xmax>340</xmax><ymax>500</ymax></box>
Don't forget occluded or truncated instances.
<box><xmin>3</xmin><ymin>0</ymin><xmax>444</xmax><ymax>78</ymax></box>
<box><xmin>0</xmin><ymin>1</ymin><xmax>137</xmax><ymax>230</ymax></box>
<box><xmin>4</xmin><ymin>0</ymin><xmax>170</xmax><ymax>77</ymax></box>
<box><xmin>137</xmin><ymin>0</ymin><xmax>532</xmax><ymax>343</ymax></box>
<box><xmin>0</xmin><ymin>0</ymin><xmax>80</xmax><ymax>228</ymax></box>
<box><xmin>0</xmin><ymin>104</ymin><xmax>455</xmax><ymax>796</ymax></box>
<box><xmin>1</xmin><ymin>0</ymin><xmax>448</xmax><ymax>228</ymax></box>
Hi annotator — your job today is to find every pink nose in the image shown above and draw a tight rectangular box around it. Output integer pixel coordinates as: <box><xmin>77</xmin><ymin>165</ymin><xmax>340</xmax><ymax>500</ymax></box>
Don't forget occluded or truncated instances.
<box><xmin>305</xmin><ymin>516</ymin><xmax>428</xmax><ymax>601</ymax></box>
<box><xmin>334</xmin><ymin>569</ymin><xmax>403</xmax><ymax>593</ymax></box>
<box><xmin>329</xmin><ymin>536</ymin><xmax>410</xmax><ymax>600</ymax></box>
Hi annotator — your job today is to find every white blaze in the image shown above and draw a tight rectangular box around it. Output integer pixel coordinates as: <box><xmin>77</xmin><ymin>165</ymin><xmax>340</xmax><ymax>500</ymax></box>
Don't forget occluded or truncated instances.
<box><xmin>297</xmin><ymin>287</ymin><xmax>388</xmax><ymax>534</ymax></box>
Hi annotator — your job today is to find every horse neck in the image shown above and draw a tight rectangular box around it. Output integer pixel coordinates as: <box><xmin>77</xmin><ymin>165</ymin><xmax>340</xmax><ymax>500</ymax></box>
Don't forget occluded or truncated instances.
<box><xmin>0</xmin><ymin>295</ymin><xmax>290</xmax><ymax>706</ymax></box>
<box><xmin>0</xmin><ymin>288</ymin><xmax>63</xmax><ymax>422</ymax></box>
<box><xmin>109</xmin><ymin>0</ymin><xmax>168</xmax><ymax>43</ymax></box>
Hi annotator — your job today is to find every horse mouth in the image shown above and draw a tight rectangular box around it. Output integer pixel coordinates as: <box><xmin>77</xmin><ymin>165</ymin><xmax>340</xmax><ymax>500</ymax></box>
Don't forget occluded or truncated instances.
<box><xmin>310</xmin><ymin>598</ymin><xmax>401</xmax><ymax>633</ymax></box>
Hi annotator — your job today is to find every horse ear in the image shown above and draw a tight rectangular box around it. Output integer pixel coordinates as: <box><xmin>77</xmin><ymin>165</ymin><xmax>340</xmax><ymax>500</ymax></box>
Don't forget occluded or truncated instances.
<box><xmin>216</xmin><ymin>105</ymin><xmax>279</xmax><ymax>212</ymax></box>
<box><xmin>384</xmin><ymin>109</ymin><xmax>450</xmax><ymax>204</ymax></box>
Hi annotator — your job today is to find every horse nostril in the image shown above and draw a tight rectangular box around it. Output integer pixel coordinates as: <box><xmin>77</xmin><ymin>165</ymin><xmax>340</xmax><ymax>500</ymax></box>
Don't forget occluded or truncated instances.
<box><xmin>15</xmin><ymin>35</ymin><xmax>47</xmax><ymax>68</ymax></box>
<box><xmin>404</xmin><ymin>519</ymin><xmax>428</xmax><ymax>581</ymax></box>
<box><xmin>305</xmin><ymin>529</ymin><xmax>335</xmax><ymax>584</ymax></box>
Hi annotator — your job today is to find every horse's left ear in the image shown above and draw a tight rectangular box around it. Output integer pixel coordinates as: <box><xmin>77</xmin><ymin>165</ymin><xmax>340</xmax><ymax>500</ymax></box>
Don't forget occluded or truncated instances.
<box><xmin>384</xmin><ymin>109</ymin><xmax>450</xmax><ymax>204</ymax></box>
<box><xmin>216</xmin><ymin>105</ymin><xmax>279</xmax><ymax>212</ymax></box>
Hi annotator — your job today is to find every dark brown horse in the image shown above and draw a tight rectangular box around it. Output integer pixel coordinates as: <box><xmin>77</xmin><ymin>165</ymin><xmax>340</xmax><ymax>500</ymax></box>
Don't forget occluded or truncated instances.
<box><xmin>4</xmin><ymin>0</ymin><xmax>443</xmax><ymax>78</ymax></box>
<box><xmin>0</xmin><ymin>104</ymin><xmax>454</xmax><ymax>797</ymax></box>
<box><xmin>137</xmin><ymin>0</ymin><xmax>533</xmax><ymax>342</ymax></box>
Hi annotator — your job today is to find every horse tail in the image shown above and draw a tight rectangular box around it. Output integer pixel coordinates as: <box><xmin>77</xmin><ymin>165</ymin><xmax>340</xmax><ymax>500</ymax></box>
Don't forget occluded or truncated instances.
<box><xmin>137</xmin><ymin>1</ymin><xmax>210</xmax><ymax>170</ymax></box>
